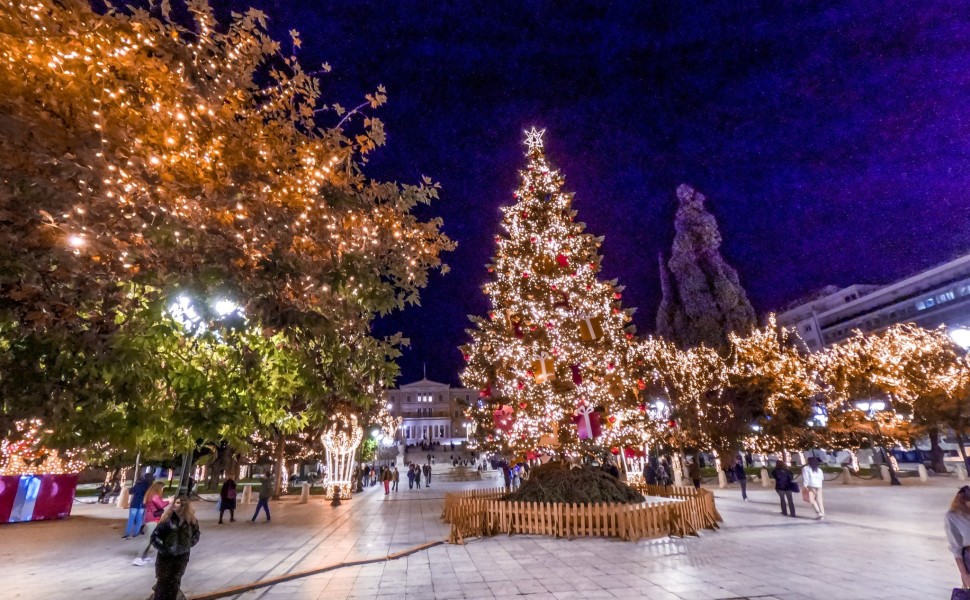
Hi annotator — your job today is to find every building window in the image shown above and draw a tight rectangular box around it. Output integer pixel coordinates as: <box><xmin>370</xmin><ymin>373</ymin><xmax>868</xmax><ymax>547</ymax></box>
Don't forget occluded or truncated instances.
<box><xmin>804</xmin><ymin>324</ymin><xmax>812</xmax><ymax>332</ymax></box>
<box><xmin>406</xmin><ymin>395</ymin><xmax>411</xmax><ymax>403</ymax></box>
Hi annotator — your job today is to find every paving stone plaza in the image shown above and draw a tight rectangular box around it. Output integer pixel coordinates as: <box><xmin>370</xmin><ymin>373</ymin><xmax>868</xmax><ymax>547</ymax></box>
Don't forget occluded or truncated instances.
<box><xmin>0</xmin><ymin>476</ymin><xmax>957</xmax><ymax>600</ymax></box>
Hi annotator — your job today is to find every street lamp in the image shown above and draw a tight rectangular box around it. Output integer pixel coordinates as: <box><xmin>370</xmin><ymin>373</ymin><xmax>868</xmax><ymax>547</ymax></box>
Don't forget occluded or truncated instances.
<box><xmin>166</xmin><ymin>294</ymin><xmax>243</xmax><ymax>496</ymax></box>
<box><xmin>854</xmin><ymin>399</ymin><xmax>901</xmax><ymax>486</ymax></box>
<box><xmin>949</xmin><ymin>327</ymin><xmax>970</xmax><ymax>350</ymax></box>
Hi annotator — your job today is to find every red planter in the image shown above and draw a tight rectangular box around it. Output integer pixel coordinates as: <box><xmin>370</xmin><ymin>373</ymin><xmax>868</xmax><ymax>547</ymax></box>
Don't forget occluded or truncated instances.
<box><xmin>0</xmin><ymin>474</ymin><xmax>78</xmax><ymax>524</ymax></box>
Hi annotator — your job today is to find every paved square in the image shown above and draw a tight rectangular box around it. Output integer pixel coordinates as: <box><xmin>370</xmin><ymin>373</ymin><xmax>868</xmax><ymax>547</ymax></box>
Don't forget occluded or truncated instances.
<box><xmin>0</xmin><ymin>477</ymin><xmax>957</xmax><ymax>599</ymax></box>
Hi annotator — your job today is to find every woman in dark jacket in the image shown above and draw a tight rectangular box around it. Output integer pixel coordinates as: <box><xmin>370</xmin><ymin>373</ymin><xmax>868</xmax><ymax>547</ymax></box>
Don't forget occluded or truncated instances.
<box><xmin>150</xmin><ymin>494</ymin><xmax>201</xmax><ymax>600</ymax></box>
<box><xmin>773</xmin><ymin>460</ymin><xmax>796</xmax><ymax>517</ymax></box>
<box><xmin>218</xmin><ymin>479</ymin><xmax>237</xmax><ymax>524</ymax></box>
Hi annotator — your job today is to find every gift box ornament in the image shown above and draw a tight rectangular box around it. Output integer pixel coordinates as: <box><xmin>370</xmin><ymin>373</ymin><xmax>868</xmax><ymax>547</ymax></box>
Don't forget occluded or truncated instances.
<box><xmin>578</xmin><ymin>316</ymin><xmax>604</xmax><ymax>342</ymax></box>
<box><xmin>572</xmin><ymin>403</ymin><xmax>602</xmax><ymax>440</ymax></box>
<box><xmin>531</xmin><ymin>353</ymin><xmax>556</xmax><ymax>383</ymax></box>
<box><xmin>570</xmin><ymin>363</ymin><xmax>583</xmax><ymax>385</ymax></box>
<box><xmin>538</xmin><ymin>421</ymin><xmax>561</xmax><ymax>448</ymax></box>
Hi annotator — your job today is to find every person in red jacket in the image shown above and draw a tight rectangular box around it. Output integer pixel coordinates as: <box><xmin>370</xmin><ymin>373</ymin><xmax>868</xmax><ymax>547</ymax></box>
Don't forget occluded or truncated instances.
<box><xmin>132</xmin><ymin>482</ymin><xmax>169</xmax><ymax>566</ymax></box>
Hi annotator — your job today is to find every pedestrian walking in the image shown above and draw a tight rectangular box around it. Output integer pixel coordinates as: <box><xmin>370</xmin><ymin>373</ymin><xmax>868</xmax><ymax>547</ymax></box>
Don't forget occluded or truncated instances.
<box><xmin>149</xmin><ymin>494</ymin><xmax>200</xmax><ymax>600</ymax></box>
<box><xmin>414</xmin><ymin>463</ymin><xmax>422</xmax><ymax>488</ymax></box>
<box><xmin>392</xmin><ymin>467</ymin><xmax>400</xmax><ymax>492</ymax></box>
<box><xmin>656</xmin><ymin>461</ymin><xmax>669</xmax><ymax>488</ymax></box>
<box><xmin>407</xmin><ymin>464</ymin><xmax>415</xmax><ymax>489</ymax></box>
<box><xmin>732</xmin><ymin>458</ymin><xmax>748</xmax><ymax>501</ymax></box>
<box><xmin>251</xmin><ymin>473</ymin><xmax>272</xmax><ymax>522</ymax></box>
<box><xmin>689</xmin><ymin>457</ymin><xmax>702</xmax><ymax>489</ymax></box>
<box><xmin>132</xmin><ymin>482</ymin><xmax>169</xmax><ymax>566</ymax></box>
<box><xmin>382</xmin><ymin>466</ymin><xmax>392</xmax><ymax>494</ymax></box>
<box><xmin>362</xmin><ymin>465</ymin><xmax>370</xmax><ymax>487</ymax></box>
<box><xmin>218</xmin><ymin>479</ymin><xmax>237</xmax><ymax>524</ymax></box>
<box><xmin>801</xmin><ymin>456</ymin><xmax>825</xmax><ymax>519</ymax></box>
<box><xmin>501</xmin><ymin>461</ymin><xmax>512</xmax><ymax>492</ymax></box>
<box><xmin>945</xmin><ymin>485</ymin><xmax>970</xmax><ymax>591</ymax></box>
<box><xmin>124</xmin><ymin>473</ymin><xmax>153</xmax><ymax>539</ymax></box>
<box><xmin>773</xmin><ymin>460</ymin><xmax>797</xmax><ymax>518</ymax></box>
<box><xmin>423</xmin><ymin>463</ymin><xmax>432</xmax><ymax>487</ymax></box>
<box><xmin>643</xmin><ymin>461</ymin><xmax>657</xmax><ymax>486</ymax></box>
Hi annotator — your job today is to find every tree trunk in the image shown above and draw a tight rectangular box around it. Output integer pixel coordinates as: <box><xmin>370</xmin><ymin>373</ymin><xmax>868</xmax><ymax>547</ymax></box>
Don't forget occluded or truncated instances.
<box><xmin>206</xmin><ymin>443</ymin><xmax>237</xmax><ymax>490</ymax></box>
<box><xmin>928</xmin><ymin>428</ymin><xmax>949</xmax><ymax>474</ymax></box>
<box><xmin>956</xmin><ymin>425</ymin><xmax>970</xmax><ymax>473</ymax></box>
<box><xmin>273</xmin><ymin>434</ymin><xmax>286</xmax><ymax>499</ymax></box>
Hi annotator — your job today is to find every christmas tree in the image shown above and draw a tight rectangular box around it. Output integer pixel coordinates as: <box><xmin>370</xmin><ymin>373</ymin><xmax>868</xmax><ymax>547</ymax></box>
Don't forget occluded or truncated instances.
<box><xmin>461</xmin><ymin>129</ymin><xmax>640</xmax><ymax>460</ymax></box>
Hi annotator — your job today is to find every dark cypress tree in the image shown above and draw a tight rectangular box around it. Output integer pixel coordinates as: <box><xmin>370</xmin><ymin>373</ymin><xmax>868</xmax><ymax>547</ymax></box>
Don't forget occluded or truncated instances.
<box><xmin>657</xmin><ymin>184</ymin><xmax>755</xmax><ymax>351</ymax></box>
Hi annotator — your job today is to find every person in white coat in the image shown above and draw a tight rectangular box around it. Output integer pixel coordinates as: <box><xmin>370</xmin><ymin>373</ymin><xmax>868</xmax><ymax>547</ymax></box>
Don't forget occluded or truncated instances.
<box><xmin>801</xmin><ymin>456</ymin><xmax>825</xmax><ymax>520</ymax></box>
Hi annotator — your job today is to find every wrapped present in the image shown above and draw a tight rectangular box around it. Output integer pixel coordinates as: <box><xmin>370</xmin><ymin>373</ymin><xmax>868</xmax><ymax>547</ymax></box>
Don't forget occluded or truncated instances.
<box><xmin>538</xmin><ymin>421</ymin><xmax>560</xmax><ymax>448</ymax></box>
<box><xmin>578</xmin><ymin>316</ymin><xmax>604</xmax><ymax>342</ymax></box>
<box><xmin>531</xmin><ymin>353</ymin><xmax>556</xmax><ymax>383</ymax></box>
<box><xmin>570</xmin><ymin>363</ymin><xmax>583</xmax><ymax>385</ymax></box>
<box><xmin>493</xmin><ymin>405</ymin><xmax>515</xmax><ymax>433</ymax></box>
<box><xmin>572</xmin><ymin>403</ymin><xmax>602</xmax><ymax>440</ymax></box>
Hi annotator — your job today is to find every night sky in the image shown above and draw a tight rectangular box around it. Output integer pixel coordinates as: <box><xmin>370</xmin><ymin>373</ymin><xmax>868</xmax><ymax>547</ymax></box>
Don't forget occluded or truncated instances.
<box><xmin>228</xmin><ymin>1</ymin><xmax>970</xmax><ymax>385</ymax></box>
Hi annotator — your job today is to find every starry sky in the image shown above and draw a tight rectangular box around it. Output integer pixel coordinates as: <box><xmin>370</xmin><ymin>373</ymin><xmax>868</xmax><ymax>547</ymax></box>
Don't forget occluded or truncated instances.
<box><xmin>227</xmin><ymin>1</ymin><xmax>970</xmax><ymax>385</ymax></box>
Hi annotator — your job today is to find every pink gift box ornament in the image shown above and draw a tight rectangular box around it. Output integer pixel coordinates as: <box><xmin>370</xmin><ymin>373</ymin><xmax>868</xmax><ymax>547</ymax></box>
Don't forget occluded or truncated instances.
<box><xmin>572</xmin><ymin>403</ymin><xmax>602</xmax><ymax>440</ymax></box>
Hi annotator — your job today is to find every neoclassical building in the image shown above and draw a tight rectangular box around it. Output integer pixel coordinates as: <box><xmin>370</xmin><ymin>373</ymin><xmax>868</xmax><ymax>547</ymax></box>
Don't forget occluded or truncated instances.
<box><xmin>384</xmin><ymin>378</ymin><xmax>474</xmax><ymax>445</ymax></box>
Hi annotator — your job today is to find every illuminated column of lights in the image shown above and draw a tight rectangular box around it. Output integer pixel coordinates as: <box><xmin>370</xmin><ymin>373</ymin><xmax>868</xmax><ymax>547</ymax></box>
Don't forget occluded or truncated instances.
<box><xmin>321</xmin><ymin>413</ymin><xmax>363</xmax><ymax>500</ymax></box>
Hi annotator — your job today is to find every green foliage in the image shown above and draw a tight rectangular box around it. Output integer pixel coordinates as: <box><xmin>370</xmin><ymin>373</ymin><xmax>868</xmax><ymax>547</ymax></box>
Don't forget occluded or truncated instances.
<box><xmin>359</xmin><ymin>437</ymin><xmax>378</xmax><ymax>463</ymax></box>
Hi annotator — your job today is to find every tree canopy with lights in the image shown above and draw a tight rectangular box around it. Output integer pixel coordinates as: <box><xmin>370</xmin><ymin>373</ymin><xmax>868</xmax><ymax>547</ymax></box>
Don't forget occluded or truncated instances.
<box><xmin>0</xmin><ymin>0</ymin><xmax>453</xmax><ymax>454</ymax></box>
<box><xmin>461</xmin><ymin>129</ymin><xmax>639</xmax><ymax>459</ymax></box>
<box><xmin>0</xmin><ymin>0</ymin><xmax>452</xmax><ymax>333</ymax></box>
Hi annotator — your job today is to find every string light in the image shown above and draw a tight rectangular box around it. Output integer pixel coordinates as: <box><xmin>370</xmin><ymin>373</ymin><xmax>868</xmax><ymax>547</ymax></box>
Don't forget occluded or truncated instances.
<box><xmin>0</xmin><ymin>420</ymin><xmax>86</xmax><ymax>476</ymax></box>
<box><xmin>321</xmin><ymin>413</ymin><xmax>363</xmax><ymax>500</ymax></box>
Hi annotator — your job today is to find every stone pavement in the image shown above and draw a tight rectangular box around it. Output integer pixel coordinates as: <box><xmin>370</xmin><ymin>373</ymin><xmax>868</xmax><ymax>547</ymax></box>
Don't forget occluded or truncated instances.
<box><xmin>0</xmin><ymin>475</ymin><xmax>959</xmax><ymax>599</ymax></box>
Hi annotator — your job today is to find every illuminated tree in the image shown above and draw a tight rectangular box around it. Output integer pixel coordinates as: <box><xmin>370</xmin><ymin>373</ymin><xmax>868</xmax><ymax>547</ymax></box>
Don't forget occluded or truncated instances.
<box><xmin>921</xmin><ymin>353</ymin><xmax>970</xmax><ymax>472</ymax></box>
<box><xmin>728</xmin><ymin>315</ymin><xmax>820</xmax><ymax>455</ymax></box>
<box><xmin>0</xmin><ymin>1</ymin><xmax>453</xmax><ymax>446</ymax></box>
<box><xmin>656</xmin><ymin>184</ymin><xmax>755</xmax><ymax>352</ymax></box>
<box><xmin>816</xmin><ymin>324</ymin><xmax>961</xmax><ymax>483</ymax></box>
<box><xmin>633</xmin><ymin>337</ymin><xmax>727</xmax><ymax>458</ymax></box>
<box><xmin>461</xmin><ymin>129</ymin><xmax>638</xmax><ymax>459</ymax></box>
<box><xmin>0</xmin><ymin>0</ymin><xmax>451</xmax><ymax>331</ymax></box>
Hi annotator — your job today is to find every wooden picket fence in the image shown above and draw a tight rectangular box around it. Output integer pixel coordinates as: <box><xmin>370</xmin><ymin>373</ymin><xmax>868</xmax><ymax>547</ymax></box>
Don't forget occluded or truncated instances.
<box><xmin>441</xmin><ymin>485</ymin><xmax>721</xmax><ymax>544</ymax></box>
<box><xmin>642</xmin><ymin>484</ymin><xmax>723</xmax><ymax>535</ymax></box>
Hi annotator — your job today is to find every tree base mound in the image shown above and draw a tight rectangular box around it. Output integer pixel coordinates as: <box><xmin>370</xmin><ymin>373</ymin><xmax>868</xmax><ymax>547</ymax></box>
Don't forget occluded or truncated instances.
<box><xmin>503</xmin><ymin>461</ymin><xmax>645</xmax><ymax>504</ymax></box>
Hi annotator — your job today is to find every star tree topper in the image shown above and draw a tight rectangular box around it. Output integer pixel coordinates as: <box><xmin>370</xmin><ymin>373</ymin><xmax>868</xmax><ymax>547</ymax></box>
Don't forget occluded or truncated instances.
<box><xmin>524</xmin><ymin>127</ymin><xmax>546</xmax><ymax>152</ymax></box>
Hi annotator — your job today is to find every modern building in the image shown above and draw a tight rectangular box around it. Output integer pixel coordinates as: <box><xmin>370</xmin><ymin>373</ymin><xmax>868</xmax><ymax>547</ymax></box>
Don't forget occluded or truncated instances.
<box><xmin>384</xmin><ymin>378</ymin><xmax>475</xmax><ymax>445</ymax></box>
<box><xmin>777</xmin><ymin>253</ymin><xmax>970</xmax><ymax>351</ymax></box>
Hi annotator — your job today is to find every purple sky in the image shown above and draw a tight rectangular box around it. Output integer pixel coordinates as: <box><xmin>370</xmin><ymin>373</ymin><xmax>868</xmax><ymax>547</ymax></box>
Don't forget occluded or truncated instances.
<box><xmin>231</xmin><ymin>1</ymin><xmax>970</xmax><ymax>385</ymax></box>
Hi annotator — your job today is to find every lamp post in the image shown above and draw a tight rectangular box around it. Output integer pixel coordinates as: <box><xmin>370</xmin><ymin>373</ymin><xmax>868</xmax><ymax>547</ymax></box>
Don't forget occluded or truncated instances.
<box><xmin>855</xmin><ymin>399</ymin><xmax>901</xmax><ymax>486</ymax></box>
<box><xmin>167</xmin><ymin>294</ymin><xmax>243</xmax><ymax>497</ymax></box>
